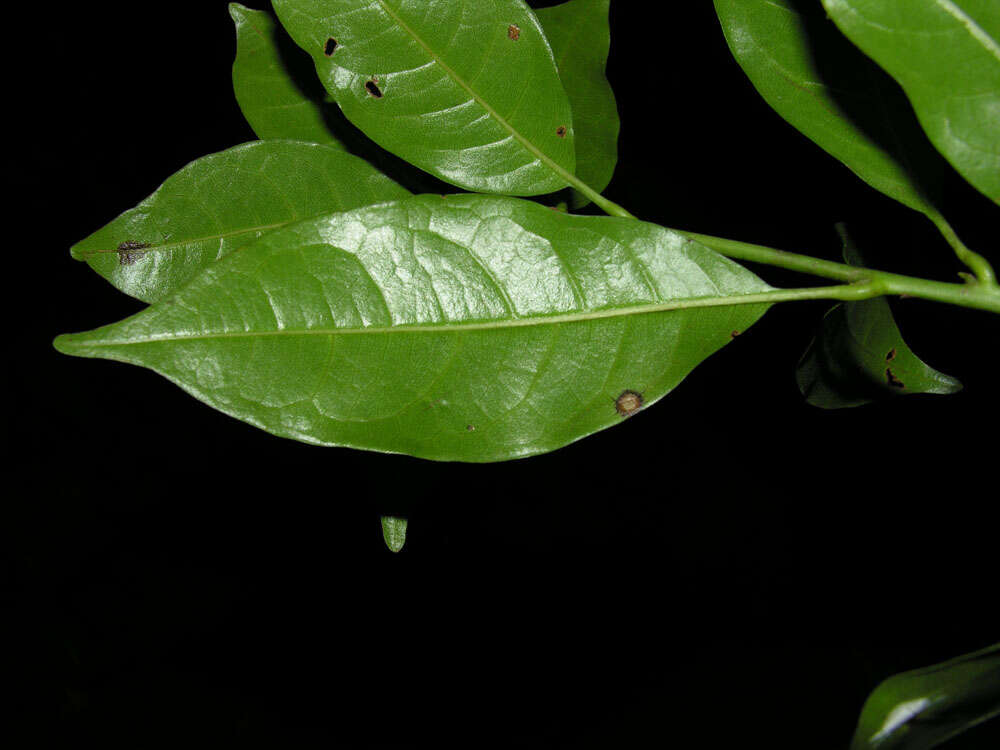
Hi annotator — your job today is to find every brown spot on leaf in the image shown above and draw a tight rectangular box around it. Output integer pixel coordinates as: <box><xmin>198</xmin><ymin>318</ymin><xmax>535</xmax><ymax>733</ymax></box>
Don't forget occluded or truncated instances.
<box><xmin>556</xmin><ymin>125</ymin><xmax>567</xmax><ymax>138</ymax></box>
<box><xmin>508</xmin><ymin>24</ymin><xmax>520</xmax><ymax>41</ymax></box>
<box><xmin>117</xmin><ymin>240</ymin><xmax>150</xmax><ymax>266</ymax></box>
<box><xmin>886</xmin><ymin>348</ymin><xmax>897</xmax><ymax>361</ymax></box>
<box><xmin>885</xmin><ymin>368</ymin><xmax>905</xmax><ymax>389</ymax></box>
<box><xmin>615</xmin><ymin>390</ymin><xmax>643</xmax><ymax>417</ymax></box>
<box><xmin>365</xmin><ymin>78</ymin><xmax>383</xmax><ymax>98</ymax></box>
<box><xmin>466</xmin><ymin>424</ymin><xmax>475</xmax><ymax>432</ymax></box>
<box><xmin>731</xmin><ymin>330</ymin><xmax>741</xmax><ymax>339</ymax></box>
<box><xmin>324</xmin><ymin>38</ymin><xmax>338</xmax><ymax>56</ymax></box>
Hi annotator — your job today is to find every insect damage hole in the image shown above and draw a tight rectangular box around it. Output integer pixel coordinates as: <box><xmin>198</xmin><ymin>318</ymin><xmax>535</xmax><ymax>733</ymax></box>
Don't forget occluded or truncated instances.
<box><xmin>365</xmin><ymin>78</ymin><xmax>383</xmax><ymax>98</ymax></box>
<box><xmin>556</xmin><ymin>126</ymin><xmax>567</xmax><ymax>138</ymax></box>
<box><xmin>885</xmin><ymin>368</ymin><xmax>905</xmax><ymax>389</ymax></box>
<box><xmin>117</xmin><ymin>240</ymin><xmax>150</xmax><ymax>266</ymax></box>
<box><xmin>508</xmin><ymin>24</ymin><xmax>521</xmax><ymax>41</ymax></box>
<box><xmin>886</xmin><ymin>348</ymin><xmax>897</xmax><ymax>361</ymax></box>
<box><xmin>615</xmin><ymin>390</ymin><xmax>643</xmax><ymax>417</ymax></box>
<box><xmin>324</xmin><ymin>37</ymin><xmax>338</xmax><ymax>56</ymax></box>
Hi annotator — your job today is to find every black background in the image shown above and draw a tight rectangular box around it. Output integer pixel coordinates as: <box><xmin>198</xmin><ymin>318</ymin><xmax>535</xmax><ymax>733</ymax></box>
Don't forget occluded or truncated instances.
<box><xmin>12</xmin><ymin>1</ymin><xmax>999</xmax><ymax>747</ymax></box>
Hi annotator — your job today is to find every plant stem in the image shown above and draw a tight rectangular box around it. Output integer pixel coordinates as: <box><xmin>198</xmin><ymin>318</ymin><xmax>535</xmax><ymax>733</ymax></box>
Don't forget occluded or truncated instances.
<box><xmin>680</xmin><ymin>231</ymin><xmax>1000</xmax><ymax>314</ymax></box>
<box><xmin>926</xmin><ymin>210</ymin><xmax>997</xmax><ymax>285</ymax></box>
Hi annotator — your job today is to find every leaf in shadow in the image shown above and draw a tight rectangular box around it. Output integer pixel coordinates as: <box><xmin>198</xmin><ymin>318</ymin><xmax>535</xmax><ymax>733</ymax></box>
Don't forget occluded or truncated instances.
<box><xmin>796</xmin><ymin>227</ymin><xmax>961</xmax><ymax>409</ymax></box>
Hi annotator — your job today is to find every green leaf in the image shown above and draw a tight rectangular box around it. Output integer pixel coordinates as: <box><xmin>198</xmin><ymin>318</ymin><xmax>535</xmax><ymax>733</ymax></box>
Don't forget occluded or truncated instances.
<box><xmin>535</xmin><ymin>0</ymin><xmax>619</xmax><ymax>209</ymax></box>
<box><xmin>380</xmin><ymin>516</ymin><xmax>408</xmax><ymax>553</ymax></box>
<box><xmin>72</xmin><ymin>140</ymin><xmax>410</xmax><ymax>304</ymax></box>
<box><xmin>823</xmin><ymin>0</ymin><xmax>1000</xmax><ymax>205</ymax></box>
<box><xmin>271</xmin><ymin>0</ymin><xmax>576</xmax><ymax>196</ymax></box>
<box><xmin>713</xmin><ymin>0</ymin><xmax>944</xmax><ymax>216</ymax></box>
<box><xmin>230</xmin><ymin>3</ymin><xmax>347</xmax><ymax>147</ymax></box>
<box><xmin>55</xmin><ymin>194</ymin><xmax>770</xmax><ymax>463</ymax></box>
<box><xmin>796</xmin><ymin>229</ymin><xmax>961</xmax><ymax>408</ymax></box>
<box><xmin>850</xmin><ymin>642</ymin><xmax>1000</xmax><ymax>750</ymax></box>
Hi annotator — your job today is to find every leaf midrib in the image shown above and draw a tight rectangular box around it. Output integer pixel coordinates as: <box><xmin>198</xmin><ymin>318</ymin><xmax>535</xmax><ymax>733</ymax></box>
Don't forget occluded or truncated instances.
<box><xmin>74</xmin><ymin>222</ymin><xmax>291</xmax><ymax>259</ymax></box>
<box><xmin>59</xmin><ymin>290</ymin><xmax>776</xmax><ymax>349</ymax></box>
<box><xmin>373</xmin><ymin>0</ymin><xmax>574</xmax><ymax>187</ymax></box>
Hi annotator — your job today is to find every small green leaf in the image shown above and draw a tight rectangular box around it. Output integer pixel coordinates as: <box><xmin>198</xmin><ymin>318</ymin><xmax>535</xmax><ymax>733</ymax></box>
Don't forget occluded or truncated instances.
<box><xmin>713</xmin><ymin>0</ymin><xmax>944</xmax><ymax>216</ymax></box>
<box><xmin>796</xmin><ymin>229</ymin><xmax>961</xmax><ymax>409</ymax></box>
<box><xmin>380</xmin><ymin>516</ymin><xmax>408</xmax><ymax>553</ymax></box>
<box><xmin>535</xmin><ymin>0</ymin><xmax>619</xmax><ymax>209</ymax></box>
<box><xmin>823</xmin><ymin>0</ymin><xmax>1000</xmax><ymax>205</ymax></box>
<box><xmin>55</xmin><ymin>194</ymin><xmax>770</xmax><ymax>462</ymax></box>
<box><xmin>230</xmin><ymin>3</ymin><xmax>348</xmax><ymax>147</ymax></box>
<box><xmin>851</xmin><ymin>642</ymin><xmax>1000</xmax><ymax>750</ymax></box>
<box><xmin>72</xmin><ymin>140</ymin><xmax>410</xmax><ymax>303</ymax></box>
<box><xmin>271</xmin><ymin>0</ymin><xmax>576</xmax><ymax>196</ymax></box>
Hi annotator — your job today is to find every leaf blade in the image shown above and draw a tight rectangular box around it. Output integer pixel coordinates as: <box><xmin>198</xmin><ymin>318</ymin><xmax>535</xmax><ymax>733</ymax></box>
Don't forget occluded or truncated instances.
<box><xmin>535</xmin><ymin>0</ymin><xmax>619</xmax><ymax>208</ymax></box>
<box><xmin>271</xmin><ymin>0</ymin><xmax>576</xmax><ymax>195</ymax></box>
<box><xmin>823</xmin><ymin>0</ymin><xmax>1000</xmax><ymax>204</ymax></box>
<box><xmin>230</xmin><ymin>3</ymin><xmax>347</xmax><ymax>147</ymax></box>
<box><xmin>713</xmin><ymin>0</ymin><xmax>944</xmax><ymax>215</ymax></box>
<box><xmin>55</xmin><ymin>195</ymin><xmax>771</xmax><ymax>462</ymax></box>
<box><xmin>72</xmin><ymin>140</ymin><xmax>410</xmax><ymax>303</ymax></box>
<box><xmin>796</xmin><ymin>232</ymin><xmax>961</xmax><ymax>409</ymax></box>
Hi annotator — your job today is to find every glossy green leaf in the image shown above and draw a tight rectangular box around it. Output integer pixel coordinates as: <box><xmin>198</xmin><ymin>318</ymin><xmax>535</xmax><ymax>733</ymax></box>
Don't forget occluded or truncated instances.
<box><xmin>72</xmin><ymin>140</ymin><xmax>410</xmax><ymax>304</ymax></box>
<box><xmin>851</xmin><ymin>642</ymin><xmax>1000</xmax><ymax>750</ymax></box>
<box><xmin>713</xmin><ymin>0</ymin><xmax>944</xmax><ymax>215</ymax></box>
<box><xmin>535</xmin><ymin>0</ymin><xmax>619</xmax><ymax>208</ymax></box>
<box><xmin>230</xmin><ymin>3</ymin><xmax>346</xmax><ymax>147</ymax></box>
<box><xmin>823</xmin><ymin>0</ymin><xmax>1000</xmax><ymax>205</ymax></box>
<box><xmin>796</xmin><ymin>230</ymin><xmax>961</xmax><ymax>408</ymax></box>
<box><xmin>271</xmin><ymin>0</ymin><xmax>576</xmax><ymax>196</ymax></box>
<box><xmin>380</xmin><ymin>516</ymin><xmax>408</xmax><ymax>553</ymax></box>
<box><xmin>55</xmin><ymin>194</ymin><xmax>770</xmax><ymax>463</ymax></box>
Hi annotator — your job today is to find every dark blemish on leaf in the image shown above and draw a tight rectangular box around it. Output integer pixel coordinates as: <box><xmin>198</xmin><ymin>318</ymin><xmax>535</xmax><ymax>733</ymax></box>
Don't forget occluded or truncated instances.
<box><xmin>556</xmin><ymin>126</ymin><xmax>567</xmax><ymax>138</ymax></box>
<box><xmin>508</xmin><ymin>24</ymin><xmax>520</xmax><ymax>41</ymax></box>
<box><xmin>117</xmin><ymin>240</ymin><xmax>150</xmax><ymax>266</ymax></box>
<box><xmin>365</xmin><ymin>78</ymin><xmax>383</xmax><ymax>98</ymax></box>
<box><xmin>466</xmin><ymin>424</ymin><xmax>475</xmax><ymax>432</ymax></box>
<box><xmin>615</xmin><ymin>390</ymin><xmax>643</xmax><ymax>417</ymax></box>
<box><xmin>324</xmin><ymin>38</ymin><xmax>338</xmax><ymax>56</ymax></box>
<box><xmin>885</xmin><ymin>368</ymin><xmax>905</xmax><ymax>389</ymax></box>
<box><xmin>731</xmin><ymin>330</ymin><xmax>741</xmax><ymax>339</ymax></box>
<box><xmin>886</xmin><ymin>348</ymin><xmax>897</xmax><ymax>361</ymax></box>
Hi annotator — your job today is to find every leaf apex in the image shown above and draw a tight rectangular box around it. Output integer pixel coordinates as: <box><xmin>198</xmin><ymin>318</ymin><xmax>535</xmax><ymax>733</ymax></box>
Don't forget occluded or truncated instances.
<box><xmin>228</xmin><ymin>2</ymin><xmax>250</xmax><ymax>24</ymax></box>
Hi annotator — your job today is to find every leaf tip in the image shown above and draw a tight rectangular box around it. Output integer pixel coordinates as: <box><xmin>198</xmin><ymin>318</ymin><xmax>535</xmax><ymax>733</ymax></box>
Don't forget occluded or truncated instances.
<box><xmin>52</xmin><ymin>333</ymin><xmax>83</xmax><ymax>357</ymax></box>
<box><xmin>228</xmin><ymin>2</ymin><xmax>249</xmax><ymax>25</ymax></box>
<box><xmin>380</xmin><ymin>516</ymin><xmax>408</xmax><ymax>553</ymax></box>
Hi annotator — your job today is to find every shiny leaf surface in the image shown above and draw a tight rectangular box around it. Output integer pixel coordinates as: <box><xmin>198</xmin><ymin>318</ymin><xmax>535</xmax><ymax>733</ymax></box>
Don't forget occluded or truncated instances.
<box><xmin>535</xmin><ymin>0</ymin><xmax>619</xmax><ymax>208</ymax></box>
<box><xmin>380</xmin><ymin>516</ymin><xmax>408</xmax><ymax>553</ymax></box>
<box><xmin>823</xmin><ymin>0</ymin><xmax>1000</xmax><ymax>204</ymax></box>
<box><xmin>230</xmin><ymin>3</ymin><xmax>347</xmax><ymax>147</ymax></box>
<box><xmin>796</xmin><ymin>231</ymin><xmax>960</xmax><ymax>408</ymax></box>
<box><xmin>55</xmin><ymin>195</ymin><xmax>770</xmax><ymax>462</ymax></box>
<box><xmin>851</xmin><ymin>643</ymin><xmax>1000</xmax><ymax>750</ymax></box>
<box><xmin>713</xmin><ymin>0</ymin><xmax>944</xmax><ymax>215</ymax></box>
<box><xmin>271</xmin><ymin>0</ymin><xmax>576</xmax><ymax>195</ymax></box>
<box><xmin>72</xmin><ymin>140</ymin><xmax>410</xmax><ymax>303</ymax></box>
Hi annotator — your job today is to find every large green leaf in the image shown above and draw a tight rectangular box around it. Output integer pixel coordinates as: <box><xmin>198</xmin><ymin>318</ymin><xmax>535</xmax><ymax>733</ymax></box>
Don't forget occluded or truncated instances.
<box><xmin>796</xmin><ymin>230</ymin><xmax>961</xmax><ymax>408</ymax></box>
<box><xmin>535</xmin><ymin>0</ymin><xmax>619</xmax><ymax>208</ymax></box>
<box><xmin>823</xmin><ymin>0</ymin><xmax>1000</xmax><ymax>205</ymax></box>
<box><xmin>230</xmin><ymin>3</ymin><xmax>347</xmax><ymax>147</ymax></box>
<box><xmin>271</xmin><ymin>0</ymin><xmax>576</xmax><ymax>196</ymax></box>
<box><xmin>55</xmin><ymin>195</ymin><xmax>770</xmax><ymax>463</ymax></box>
<box><xmin>71</xmin><ymin>140</ymin><xmax>410</xmax><ymax>303</ymax></box>
<box><xmin>850</xmin><ymin>642</ymin><xmax>1000</xmax><ymax>750</ymax></box>
<box><xmin>713</xmin><ymin>0</ymin><xmax>944</xmax><ymax>215</ymax></box>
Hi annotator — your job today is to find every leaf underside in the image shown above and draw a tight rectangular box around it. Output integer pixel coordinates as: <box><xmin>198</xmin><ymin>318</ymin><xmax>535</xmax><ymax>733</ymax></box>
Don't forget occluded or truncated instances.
<box><xmin>71</xmin><ymin>140</ymin><xmax>410</xmax><ymax>303</ymax></box>
<box><xmin>272</xmin><ymin>0</ymin><xmax>576</xmax><ymax>195</ymax></box>
<box><xmin>823</xmin><ymin>0</ymin><xmax>1000</xmax><ymax>205</ymax></box>
<box><xmin>55</xmin><ymin>195</ymin><xmax>770</xmax><ymax>463</ymax></box>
